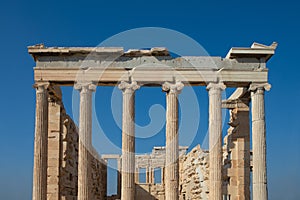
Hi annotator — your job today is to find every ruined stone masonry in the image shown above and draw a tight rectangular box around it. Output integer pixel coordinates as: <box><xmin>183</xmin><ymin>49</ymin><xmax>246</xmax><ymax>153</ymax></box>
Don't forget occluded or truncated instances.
<box><xmin>29</xmin><ymin>42</ymin><xmax>276</xmax><ymax>200</ymax></box>
<box><xmin>46</xmin><ymin>86</ymin><xmax>107</xmax><ymax>200</ymax></box>
<box><xmin>180</xmin><ymin>145</ymin><xmax>209</xmax><ymax>200</ymax></box>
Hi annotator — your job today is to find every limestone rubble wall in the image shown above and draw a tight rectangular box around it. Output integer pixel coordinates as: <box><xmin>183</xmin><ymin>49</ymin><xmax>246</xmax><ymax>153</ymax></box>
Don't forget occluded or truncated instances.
<box><xmin>179</xmin><ymin>145</ymin><xmax>209</xmax><ymax>200</ymax></box>
<box><xmin>47</xmin><ymin>98</ymin><xmax>107</xmax><ymax>200</ymax></box>
<box><xmin>136</xmin><ymin>145</ymin><xmax>209</xmax><ymax>200</ymax></box>
<box><xmin>87</xmin><ymin>148</ymin><xmax>107</xmax><ymax>200</ymax></box>
<box><xmin>133</xmin><ymin>140</ymin><xmax>250</xmax><ymax>200</ymax></box>
<box><xmin>134</xmin><ymin>146</ymin><xmax>210</xmax><ymax>200</ymax></box>
<box><xmin>123</xmin><ymin>141</ymin><xmax>248</xmax><ymax>200</ymax></box>
<box><xmin>133</xmin><ymin>130</ymin><xmax>250</xmax><ymax>200</ymax></box>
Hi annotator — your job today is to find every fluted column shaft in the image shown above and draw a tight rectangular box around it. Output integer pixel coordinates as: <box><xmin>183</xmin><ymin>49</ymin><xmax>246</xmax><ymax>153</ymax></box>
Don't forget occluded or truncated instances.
<box><xmin>250</xmin><ymin>83</ymin><xmax>270</xmax><ymax>200</ymax></box>
<box><xmin>119</xmin><ymin>81</ymin><xmax>140</xmax><ymax>200</ymax></box>
<box><xmin>207</xmin><ymin>82</ymin><xmax>226</xmax><ymax>200</ymax></box>
<box><xmin>33</xmin><ymin>82</ymin><xmax>49</xmax><ymax>200</ymax></box>
<box><xmin>75</xmin><ymin>82</ymin><xmax>96</xmax><ymax>200</ymax></box>
<box><xmin>163</xmin><ymin>81</ymin><xmax>184</xmax><ymax>200</ymax></box>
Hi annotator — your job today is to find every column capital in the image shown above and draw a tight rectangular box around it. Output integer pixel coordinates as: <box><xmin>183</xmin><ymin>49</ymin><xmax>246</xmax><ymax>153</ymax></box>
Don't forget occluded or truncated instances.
<box><xmin>162</xmin><ymin>81</ymin><xmax>184</xmax><ymax>94</ymax></box>
<box><xmin>206</xmin><ymin>82</ymin><xmax>226</xmax><ymax>91</ymax></box>
<box><xmin>249</xmin><ymin>83</ymin><xmax>271</xmax><ymax>92</ymax></box>
<box><xmin>118</xmin><ymin>81</ymin><xmax>140</xmax><ymax>93</ymax></box>
<box><xmin>33</xmin><ymin>82</ymin><xmax>50</xmax><ymax>92</ymax></box>
<box><xmin>74</xmin><ymin>82</ymin><xmax>96</xmax><ymax>92</ymax></box>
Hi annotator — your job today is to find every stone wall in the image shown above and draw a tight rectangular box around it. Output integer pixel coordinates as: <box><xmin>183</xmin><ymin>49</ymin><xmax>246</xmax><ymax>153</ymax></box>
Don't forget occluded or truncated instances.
<box><xmin>134</xmin><ymin>147</ymin><xmax>188</xmax><ymax>200</ymax></box>
<box><xmin>179</xmin><ymin>145</ymin><xmax>209</xmax><ymax>200</ymax></box>
<box><xmin>60</xmin><ymin>115</ymin><xmax>78</xmax><ymax>200</ymax></box>
<box><xmin>88</xmin><ymin>148</ymin><xmax>107</xmax><ymax>199</ymax></box>
<box><xmin>222</xmin><ymin>105</ymin><xmax>251</xmax><ymax>200</ymax></box>
<box><xmin>133</xmin><ymin>138</ymin><xmax>251</xmax><ymax>200</ymax></box>
<box><xmin>132</xmin><ymin>145</ymin><xmax>210</xmax><ymax>200</ymax></box>
<box><xmin>46</xmin><ymin>89</ymin><xmax>107</xmax><ymax>200</ymax></box>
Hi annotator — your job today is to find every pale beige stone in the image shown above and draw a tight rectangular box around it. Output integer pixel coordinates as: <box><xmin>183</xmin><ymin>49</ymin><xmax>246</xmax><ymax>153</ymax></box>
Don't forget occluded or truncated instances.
<box><xmin>162</xmin><ymin>81</ymin><xmax>184</xmax><ymax>200</ymax></box>
<box><xmin>207</xmin><ymin>82</ymin><xmax>226</xmax><ymax>200</ymax></box>
<box><xmin>250</xmin><ymin>83</ymin><xmax>270</xmax><ymax>200</ymax></box>
<box><xmin>75</xmin><ymin>82</ymin><xmax>96</xmax><ymax>200</ymax></box>
<box><xmin>33</xmin><ymin>82</ymin><xmax>49</xmax><ymax>200</ymax></box>
<box><xmin>222</xmin><ymin>98</ymin><xmax>251</xmax><ymax>200</ymax></box>
<box><xmin>119</xmin><ymin>81</ymin><xmax>140</xmax><ymax>200</ymax></box>
<box><xmin>29</xmin><ymin>43</ymin><xmax>275</xmax><ymax>200</ymax></box>
<box><xmin>46</xmin><ymin>88</ymin><xmax>106</xmax><ymax>200</ymax></box>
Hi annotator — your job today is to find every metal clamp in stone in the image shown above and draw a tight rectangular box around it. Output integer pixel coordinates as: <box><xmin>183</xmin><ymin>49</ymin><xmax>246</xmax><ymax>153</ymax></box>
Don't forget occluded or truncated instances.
<box><xmin>74</xmin><ymin>82</ymin><xmax>97</xmax><ymax>92</ymax></box>
<box><xmin>162</xmin><ymin>81</ymin><xmax>184</xmax><ymax>94</ymax></box>
<box><xmin>249</xmin><ymin>82</ymin><xmax>271</xmax><ymax>92</ymax></box>
<box><xmin>118</xmin><ymin>81</ymin><xmax>140</xmax><ymax>93</ymax></box>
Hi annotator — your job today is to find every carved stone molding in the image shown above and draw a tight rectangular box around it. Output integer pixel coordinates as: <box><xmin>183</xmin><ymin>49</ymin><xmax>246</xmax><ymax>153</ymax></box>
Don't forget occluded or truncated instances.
<box><xmin>162</xmin><ymin>81</ymin><xmax>184</xmax><ymax>94</ymax></box>
<box><xmin>33</xmin><ymin>81</ymin><xmax>50</xmax><ymax>93</ymax></box>
<box><xmin>206</xmin><ymin>82</ymin><xmax>226</xmax><ymax>92</ymax></box>
<box><xmin>74</xmin><ymin>82</ymin><xmax>97</xmax><ymax>92</ymax></box>
<box><xmin>118</xmin><ymin>81</ymin><xmax>140</xmax><ymax>93</ymax></box>
<box><xmin>249</xmin><ymin>83</ymin><xmax>271</xmax><ymax>92</ymax></box>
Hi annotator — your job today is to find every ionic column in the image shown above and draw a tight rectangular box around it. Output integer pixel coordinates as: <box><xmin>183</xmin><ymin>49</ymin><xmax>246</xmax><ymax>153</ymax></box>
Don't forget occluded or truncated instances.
<box><xmin>119</xmin><ymin>81</ymin><xmax>140</xmax><ymax>200</ymax></box>
<box><xmin>249</xmin><ymin>83</ymin><xmax>271</xmax><ymax>200</ymax></box>
<box><xmin>75</xmin><ymin>82</ymin><xmax>96</xmax><ymax>200</ymax></box>
<box><xmin>162</xmin><ymin>81</ymin><xmax>184</xmax><ymax>200</ymax></box>
<box><xmin>32</xmin><ymin>82</ymin><xmax>49</xmax><ymax>200</ymax></box>
<box><xmin>207</xmin><ymin>82</ymin><xmax>226</xmax><ymax>200</ymax></box>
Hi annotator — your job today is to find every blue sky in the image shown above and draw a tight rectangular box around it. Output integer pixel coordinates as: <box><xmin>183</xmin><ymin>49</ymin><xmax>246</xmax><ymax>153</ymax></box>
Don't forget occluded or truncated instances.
<box><xmin>0</xmin><ymin>0</ymin><xmax>299</xmax><ymax>199</ymax></box>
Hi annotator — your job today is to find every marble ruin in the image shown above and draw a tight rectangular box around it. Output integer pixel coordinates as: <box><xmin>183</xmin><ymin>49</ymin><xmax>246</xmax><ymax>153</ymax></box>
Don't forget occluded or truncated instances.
<box><xmin>29</xmin><ymin>42</ymin><xmax>276</xmax><ymax>200</ymax></box>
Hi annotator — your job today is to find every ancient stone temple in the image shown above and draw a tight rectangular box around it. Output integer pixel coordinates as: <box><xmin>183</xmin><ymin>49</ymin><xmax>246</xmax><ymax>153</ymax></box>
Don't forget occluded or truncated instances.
<box><xmin>29</xmin><ymin>42</ymin><xmax>276</xmax><ymax>200</ymax></box>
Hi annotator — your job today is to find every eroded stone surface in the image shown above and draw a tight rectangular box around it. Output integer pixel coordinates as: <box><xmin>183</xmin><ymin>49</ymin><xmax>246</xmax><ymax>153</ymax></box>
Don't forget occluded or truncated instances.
<box><xmin>46</xmin><ymin>92</ymin><xmax>106</xmax><ymax>200</ymax></box>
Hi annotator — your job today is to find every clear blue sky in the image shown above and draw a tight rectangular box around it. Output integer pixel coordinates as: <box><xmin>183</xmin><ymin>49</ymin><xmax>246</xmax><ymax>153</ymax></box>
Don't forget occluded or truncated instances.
<box><xmin>0</xmin><ymin>0</ymin><xmax>299</xmax><ymax>199</ymax></box>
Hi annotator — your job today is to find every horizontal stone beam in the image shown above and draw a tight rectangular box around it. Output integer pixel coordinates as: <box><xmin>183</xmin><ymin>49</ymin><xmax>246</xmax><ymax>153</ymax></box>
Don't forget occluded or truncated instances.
<box><xmin>34</xmin><ymin>55</ymin><xmax>262</xmax><ymax>70</ymax></box>
<box><xmin>34</xmin><ymin>67</ymin><xmax>268</xmax><ymax>87</ymax></box>
<box><xmin>222</xmin><ymin>100</ymin><xmax>249</xmax><ymax>109</ymax></box>
<box><xmin>101</xmin><ymin>154</ymin><xmax>121</xmax><ymax>160</ymax></box>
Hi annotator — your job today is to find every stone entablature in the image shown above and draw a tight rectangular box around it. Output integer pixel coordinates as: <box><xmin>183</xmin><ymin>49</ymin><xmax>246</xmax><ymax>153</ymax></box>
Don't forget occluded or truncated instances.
<box><xmin>29</xmin><ymin>43</ymin><xmax>276</xmax><ymax>87</ymax></box>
